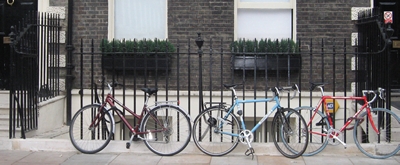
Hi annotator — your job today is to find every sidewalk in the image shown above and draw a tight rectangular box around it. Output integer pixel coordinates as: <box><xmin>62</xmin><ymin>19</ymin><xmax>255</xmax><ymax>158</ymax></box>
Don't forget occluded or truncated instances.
<box><xmin>1</xmin><ymin>148</ymin><xmax>400</xmax><ymax>165</ymax></box>
<box><xmin>0</xmin><ymin>138</ymin><xmax>399</xmax><ymax>165</ymax></box>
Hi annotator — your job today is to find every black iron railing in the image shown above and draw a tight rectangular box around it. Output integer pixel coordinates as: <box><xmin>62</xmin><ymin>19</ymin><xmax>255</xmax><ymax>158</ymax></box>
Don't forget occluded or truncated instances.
<box><xmin>9</xmin><ymin>12</ymin><xmax>61</xmax><ymax>138</ymax></box>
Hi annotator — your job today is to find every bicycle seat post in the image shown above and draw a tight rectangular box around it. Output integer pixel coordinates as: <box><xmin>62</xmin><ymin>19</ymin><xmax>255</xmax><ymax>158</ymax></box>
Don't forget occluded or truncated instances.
<box><xmin>317</xmin><ymin>86</ymin><xmax>325</xmax><ymax>96</ymax></box>
<box><xmin>230</xmin><ymin>86</ymin><xmax>238</xmax><ymax>100</ymax></box>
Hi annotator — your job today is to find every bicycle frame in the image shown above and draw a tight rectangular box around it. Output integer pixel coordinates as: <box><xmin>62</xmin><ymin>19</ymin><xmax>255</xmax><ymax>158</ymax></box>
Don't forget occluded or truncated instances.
<box><xmin>219</xmin><ymin>95</ymin><xmax>281</xmax><ymax>137</ymax></box>
<box><xmin>92</xmin><ymin>92</ymin><xmax>162</xmax><ymax>137</ymax></box>
<box><xmin>309</xmin><ymin>94</ymin><xmax>380</xmax><ymax>138</ymax></box>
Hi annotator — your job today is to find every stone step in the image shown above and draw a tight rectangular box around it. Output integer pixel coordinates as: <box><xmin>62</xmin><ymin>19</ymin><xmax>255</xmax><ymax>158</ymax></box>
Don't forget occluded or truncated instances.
<box><xmin>0</xmin><ymin>114</ymin><xmax>10</xmax><ymax>126</ymax></box>
<box><xmin>0</xmin><ymin>126</ymin><xmax>20</xmax><ymax>138</ymax></box>
<box><xmin>0</xmin><ymin>107</ymin><xmax>9</xmax><ymax>115</ymax></box>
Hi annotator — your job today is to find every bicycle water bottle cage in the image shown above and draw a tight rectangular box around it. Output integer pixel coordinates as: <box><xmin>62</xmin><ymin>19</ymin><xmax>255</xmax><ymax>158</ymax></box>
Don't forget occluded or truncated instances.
<box><xmin>316</xmin><ymin>118</ymin><xmax>327</xmax><ymax>126</ymax></box>
<box><xmin>316</xmin><ymin>116</ymin><xmax>330</xmax><ymax>126</ymax></box>
<box><xmin>237</xmin><ymin>109</ymin><xmax>243</xmax><ymax>116</ymax></box>
<box><xmin>141</xmin><ymin>87</ymin><xmax>158</xmax><ymax>95</ymax></box>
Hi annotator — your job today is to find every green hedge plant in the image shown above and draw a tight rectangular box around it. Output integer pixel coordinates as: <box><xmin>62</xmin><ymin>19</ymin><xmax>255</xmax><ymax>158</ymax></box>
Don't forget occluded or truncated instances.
<box><xmin>101</xmin><ymin>38</ymin><xmax>175</xmax><ymax>57</ymax></box>
<box><xmin>230</xmin><ymin>38</ymin><xmax>299</xmax><ymax>53</ymax></box>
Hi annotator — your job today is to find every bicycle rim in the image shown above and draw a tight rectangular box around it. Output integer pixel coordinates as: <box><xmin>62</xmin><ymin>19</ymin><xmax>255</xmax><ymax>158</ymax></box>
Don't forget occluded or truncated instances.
<box><xmin>69</xmin><ymin>104</ymin><xmax>114</xmax><ymax>154</ymax></box>
<box><xmin>140</xmin><ymin>105</ymin><xmax>191</xmax><ymax>156</ymax></box>
<box><xmin>192</xmin><ymin>107</ymin><xmax>240</xmax><ymax>156</ymax></box>
<box><xmin>295</xmin><ymin>106</ymin><xmax>329</xmax><ymax>156</ymax></box>
<box><xmin>272</xmin><ymin>108</ymin><xmax>309</xmax><ymax>158</ymax></box>
<box><xmin>353</xmin><ymin>108</ymin><xmax>400</xmax><ymax>159</ymax></box>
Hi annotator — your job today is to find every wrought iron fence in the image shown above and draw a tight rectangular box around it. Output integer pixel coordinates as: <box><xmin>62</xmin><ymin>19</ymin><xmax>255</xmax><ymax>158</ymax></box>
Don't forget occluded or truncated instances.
<box><xmin>74</xmin><ymin>29</ymin><xmax>392</xmax><ymax>143</ymax></box>
<box><xmin>9</xmin><ymin>12</ymin><xmax>61</xmax><ymax>138</ymax></box>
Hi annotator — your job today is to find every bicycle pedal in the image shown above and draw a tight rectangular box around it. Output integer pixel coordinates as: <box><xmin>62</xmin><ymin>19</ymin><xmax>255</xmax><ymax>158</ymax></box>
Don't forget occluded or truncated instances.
<box><xmin>245</xmin><ymin>148</ymin><xmax>255</xmax><ymax>160</ymax></box>
<box><xmin>126</xmin><ymin>142</ymin><xmax>131</xmax><ymax>149</ymax></box>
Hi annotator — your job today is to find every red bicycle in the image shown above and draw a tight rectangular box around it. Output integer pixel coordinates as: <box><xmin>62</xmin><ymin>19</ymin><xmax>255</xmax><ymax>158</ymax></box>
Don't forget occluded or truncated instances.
<box><xmin>69</xmin><ymin>81</ymin><xmax>192</xmax><ymax>156</ymax></box>
<box><xmin>296</xmin><ymin>82</ymin><xmax>400</xmax><ymax>159</ymax></box>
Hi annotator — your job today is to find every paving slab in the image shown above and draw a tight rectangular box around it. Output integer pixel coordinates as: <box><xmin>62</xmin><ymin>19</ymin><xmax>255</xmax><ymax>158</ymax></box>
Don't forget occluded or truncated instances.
<box><xmin>257</xmin><ymin>155</ymin><xmax>305</xmax><ymax>165</ymax></box>
<box><xmin>109</xmin><ymin>153</ymin><xmax>163</xmax><ymax>165</ymax></box>
<box><xmin>0</xmin><ymin>150</ymin><xmax>31</xmax><ymax>165</ymax></box>
<box><xmin>61</xmin><ymin>152</ymin><xmax>117</xmax><ymax>165</ymax></box>
<box><xmin>15</xmin><ymin>151</ymin><xmax>76</xmax><ymax>165</ymax></box>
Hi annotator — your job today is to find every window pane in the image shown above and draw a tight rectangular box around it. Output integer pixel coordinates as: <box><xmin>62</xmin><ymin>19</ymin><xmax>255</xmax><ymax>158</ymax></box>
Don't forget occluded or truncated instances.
<box><xmin>237</xmin><ymin>9</ymin><xmax>292</xmax><ymax>40</ymax></box>
<box><xmin>115</xmin><ymin>0</ymin><xmax>166</xmax><ymax>40</ymax></box>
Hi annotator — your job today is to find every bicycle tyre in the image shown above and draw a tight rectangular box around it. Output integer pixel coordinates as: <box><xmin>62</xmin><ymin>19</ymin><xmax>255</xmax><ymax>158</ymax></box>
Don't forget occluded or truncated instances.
<box><xmin>353</xmin><ymin>108</ymin><xmax>400</xmax><ymax>159</ymax></box>
<box><xmin>192</xmin><ymin>106</ymin><xmax>240</xmax><ymax>156</ymax></box>
<box><xmin>272</xmin><ymin>108</ymin><xmax>309</xmax><ymax>158</ymax></box>
<box><xmin>140</xmin><ymin>105</ymin><xmax>192</xmax><ymax>156</ymax></box>
<box><xmin>294</xmin><ymin>106</ymin><xmax>329</xmax><ymax>156</ymax></box>
<box><xmin>69</xmin><ymin>104</ymin><xmax>114</xmax><ymax>154</ymax></box>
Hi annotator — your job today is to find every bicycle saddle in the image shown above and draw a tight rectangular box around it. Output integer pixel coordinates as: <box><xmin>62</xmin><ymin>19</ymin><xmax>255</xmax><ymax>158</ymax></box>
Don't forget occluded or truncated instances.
<box><xmin>141</xmin><ymin>87</ymin><xmax>158</xmax><ymax>95</ymax></box>
<box><xmin>223</xmin><ymin>84</ymin><xmax>242</xmax><ymax>89</ymax></box>
<box><xmin>310</xmin><ymin>82</ymin><xmax>328</xmax><ymax>91</ymax></box>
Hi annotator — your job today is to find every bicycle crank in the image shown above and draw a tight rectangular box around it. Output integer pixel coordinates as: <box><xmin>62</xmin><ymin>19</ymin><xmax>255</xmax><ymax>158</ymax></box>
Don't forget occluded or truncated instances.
<box><xmin>239</xmin><ymin>130</ymin><xmax>254</xmax><ymax>144</ymax></box>
<box><xmin>327</xmin><ymin>129</ymin><xmax>346</xmax><ymax>148</ymax></box>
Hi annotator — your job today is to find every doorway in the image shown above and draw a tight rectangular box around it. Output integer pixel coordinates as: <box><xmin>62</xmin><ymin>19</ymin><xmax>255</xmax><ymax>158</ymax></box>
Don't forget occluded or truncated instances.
<box><xmin>0</xmin><ymin>0</ymin><xmax>37</xmax><ymax>89</ymax></box>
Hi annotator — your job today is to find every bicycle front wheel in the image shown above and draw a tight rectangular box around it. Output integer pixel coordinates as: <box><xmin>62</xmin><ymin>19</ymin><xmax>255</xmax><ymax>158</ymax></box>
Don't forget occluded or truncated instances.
<box><xmin>192</xmin><ymin>106</ymin><xmax>240</xmax><ymax>156</ymax></box>
<box><xmin>272</xmin><ymin>108</ymin><xmax>309</xmax><ymax>158</ymax></box>
<box><xmin>353</xmin><ymin>108</ymin><xmax>400</xmax><ymax>159</ymax></box>
<box><xmin>295</xmin><ymin>106</ymin><xmax>329</xmax><ymax>156</ymax></box>
<box><xmin>140</xmin><ymin>105</ymin><xmax>192</xmax><ymax>156</ymax></box>
<box><xmin>69</xmin><ymin>104</ymin><xmax>114</xmax><ymax>154</ymax></box>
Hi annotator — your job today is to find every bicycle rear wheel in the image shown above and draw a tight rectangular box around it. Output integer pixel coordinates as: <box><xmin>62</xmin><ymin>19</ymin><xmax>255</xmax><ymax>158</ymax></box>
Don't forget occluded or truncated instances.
<box><xmin>69</xmin><ymin>104</ymin><xmax>114</xmax><ymax>154</ymax></box>
<box><xmin>353</xmin><ymin>108</ymin><xmax>400</xmax><ymax>159</ymax></box>
<box><xmin>140</xmin><ymin>105</ymin><xmax>191</xmax><ymax>156</ymax></box>
<box><xmin>272</xmin><ymin>108</ymin><xmax>309</xmax><ymax>158</ymax></box>
<box><xmin>295</xmin><ymin>106</ymin><xmax>329</xmax><ymax>156</ymax></box>
<box><xmin>192</xmin><ymin>106</ymin><xmax>240</xmax><ymax>156</ymax></box>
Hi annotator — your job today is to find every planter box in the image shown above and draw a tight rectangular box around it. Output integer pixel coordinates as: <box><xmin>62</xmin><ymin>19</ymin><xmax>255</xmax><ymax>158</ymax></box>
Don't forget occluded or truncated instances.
<box><xmin>232</xmin><ymin>55</ymin><xmax>301</xmax><ymax>71</ymax></box>
<box><xmin>102</xmin><ymin>56</ymin><xmax>169</xmax><ymax>71</ymax></box>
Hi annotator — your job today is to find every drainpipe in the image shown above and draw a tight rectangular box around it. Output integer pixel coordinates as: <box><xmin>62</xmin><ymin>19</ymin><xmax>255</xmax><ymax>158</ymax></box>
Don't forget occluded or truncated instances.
<box><xmin>66</xmin><ymin>0</ymin><xmax>75</xmax><ymax>125</ymax></box>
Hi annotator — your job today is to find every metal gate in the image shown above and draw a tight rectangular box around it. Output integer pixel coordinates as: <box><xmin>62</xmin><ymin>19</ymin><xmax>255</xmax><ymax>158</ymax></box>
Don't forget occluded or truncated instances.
<box><xmin>355</xmin><ymin>7</ymin><xmax>394</xmax><ymax>109</ymax></box>
<box><xmin>8</xmin><ymin>11</ymin><xmax>61</xmax><ymax>138</ymax></box>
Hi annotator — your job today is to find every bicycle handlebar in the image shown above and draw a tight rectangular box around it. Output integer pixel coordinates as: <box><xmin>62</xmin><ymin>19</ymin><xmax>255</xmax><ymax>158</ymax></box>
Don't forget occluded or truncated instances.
<box><xmin>309</xmin><ymin>82</ymin><xmax>385</xmax><ymax>103</ymax></box>
<box><xmin>223</xmin><ymin>83</ymin><xmax>300</xmax><ymax>100</ymax></box>
<box><xmin>362</xmin><ymin>87</ymin><xmax>386</xmax><ymax>103</ymax></box>
<box><xmin>98</xmin><ymin>79</ymin><xmax>124</xmax><ymax>94</ymax></box>
<box><xmin>272</xmin><ymin>84</ymin><xmax>300</xmax><ymax>100</ymax></box>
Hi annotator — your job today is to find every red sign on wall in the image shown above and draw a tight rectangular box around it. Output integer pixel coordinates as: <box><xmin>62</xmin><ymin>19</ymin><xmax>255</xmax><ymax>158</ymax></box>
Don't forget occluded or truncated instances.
<box><xmin>384</xmin><ymin>11</ymin><xmax>393</xmax><ymax>24</ymax></box>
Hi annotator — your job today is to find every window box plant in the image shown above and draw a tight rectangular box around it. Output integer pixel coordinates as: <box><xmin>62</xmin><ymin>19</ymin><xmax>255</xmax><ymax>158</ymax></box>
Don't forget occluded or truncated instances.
<box><xmin>101</xmin><ymin>39</ymin><xmax>175</xmax><ymax>71</ymax></box>
<box><xmin>230</xmin><ymin>38</ymin><xmax>301</xmax><ymax>71</ymax></box>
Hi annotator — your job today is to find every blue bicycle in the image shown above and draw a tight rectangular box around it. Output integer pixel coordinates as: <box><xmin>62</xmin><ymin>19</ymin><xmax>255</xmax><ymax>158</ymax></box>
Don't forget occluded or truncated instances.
<box><xmin>192</xmin><ymin>84</ymin><xmax>308</xmax><ymax>159</ymax></box>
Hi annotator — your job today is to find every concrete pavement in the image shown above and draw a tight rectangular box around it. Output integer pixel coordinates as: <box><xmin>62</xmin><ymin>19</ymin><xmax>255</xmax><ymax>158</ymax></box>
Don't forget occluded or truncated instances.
<box><xmin>1</xmin><ymin>149</ymin><xmax>400</xmax><ymax>165</ymax></box>
<box><xmin>0</xmin><ymin>138</ymin><xmax>399</xmax><ymax>165</ymax></box>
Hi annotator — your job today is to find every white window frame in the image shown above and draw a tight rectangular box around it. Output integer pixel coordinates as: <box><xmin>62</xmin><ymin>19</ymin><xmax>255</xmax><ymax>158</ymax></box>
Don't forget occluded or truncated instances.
<box><xmin>234</xmin><ymin>0</ymin><xmax>297</xmax><ymax>40</ymax></box>
<box><xmin>108</xmin><ymin>0</ymin><xmax>168</xmax><ymax>40</ymax></box>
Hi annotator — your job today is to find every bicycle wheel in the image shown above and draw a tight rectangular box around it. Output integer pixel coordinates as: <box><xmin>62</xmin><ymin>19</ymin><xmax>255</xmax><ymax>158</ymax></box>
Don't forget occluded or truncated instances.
<box><xmin>140</xmin><ymin>105</ymin><xmax>192</xmax><ymax>156</ymax></box>
<box><xmin>69</xmin><ymin>104</ymin><xmax>114</xmax><ymax>154</ymax></box>
<box><xmin>272</xmin><ymin>108</ymin><xmax>309</xmax><ymax>158</ymax></box>
<box><xmin>192</xmin><ymin>106</ymin><xmax>240</xmax><ymax>156</ymax></box>
<box><xmin>294</xmin><ymin>106</ymin><xmax>329</xmax><ymax>156</ymax></box>
<box><xmin>353</xmin><ymin>108</ymin><xmax>400</xmax><ymax>159</ymax></box>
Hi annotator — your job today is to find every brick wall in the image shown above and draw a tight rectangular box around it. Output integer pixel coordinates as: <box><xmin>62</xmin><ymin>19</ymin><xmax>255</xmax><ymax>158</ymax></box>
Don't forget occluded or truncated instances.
<box><xmin>69</xmin><ymin>0</ymin><xmax>108</xmax><ymax>88</ymax></box>
<box><xmin>296</xmin><ymin>0</ymin><xmax>370</xmax><ymax>90</ymax></box>
<box><xmin>64</xmin><ymin>0</ymin><xmax>372</xmax><ymax>91</ymax></box>
<box><xmin>168</xmin><ymin>0</ymin><xmax>234</xmax><ymax>90</ymax></box>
